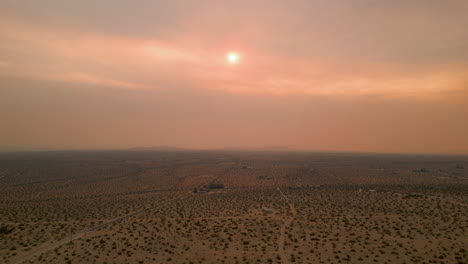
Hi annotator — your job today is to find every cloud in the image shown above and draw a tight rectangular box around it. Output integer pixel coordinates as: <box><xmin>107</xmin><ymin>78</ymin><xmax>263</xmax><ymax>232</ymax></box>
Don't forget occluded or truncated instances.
<box><xmin>1</xmin><ymin>7</ymin><xmax>467</xmax><ymax>99</ymax></box>
<box><xmin>1</xmin><ymin>0</ymin><xmax>468</xmax><ymax>153</ymax></box>
<box><xmin>2</xmin><ymin>0</ymin><xmax>468</xmax><ymax>96</ymax></box>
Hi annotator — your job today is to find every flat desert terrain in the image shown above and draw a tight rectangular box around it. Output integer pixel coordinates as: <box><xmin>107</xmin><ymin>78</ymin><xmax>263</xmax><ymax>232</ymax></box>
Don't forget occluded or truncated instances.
<box><xmin>0</xmin><ymin>151</ymin><xmax>467</xmax><ymax>263</ymax></box>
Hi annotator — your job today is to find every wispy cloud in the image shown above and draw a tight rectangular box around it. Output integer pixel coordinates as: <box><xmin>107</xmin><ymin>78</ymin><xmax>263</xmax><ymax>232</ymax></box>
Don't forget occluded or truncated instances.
<box><xmin>1</xmin><ymin>1</ymin><xmax>468</xmax><ymax>153</ymax></box>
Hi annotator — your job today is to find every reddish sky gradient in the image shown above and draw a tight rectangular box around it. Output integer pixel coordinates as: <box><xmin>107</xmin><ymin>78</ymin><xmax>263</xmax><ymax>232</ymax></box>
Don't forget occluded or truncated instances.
<box><xmin>1</xmin><ymin>0</ymin><xmax>468</xmax><ymax>153</ymax></box>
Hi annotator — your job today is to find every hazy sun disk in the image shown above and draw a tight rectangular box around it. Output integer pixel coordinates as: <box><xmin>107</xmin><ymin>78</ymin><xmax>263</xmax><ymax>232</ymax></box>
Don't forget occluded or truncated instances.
<box><xmin>227</xmin><ymin>52</ymin><xmax>239</xmax><ymax>64</ymax></box>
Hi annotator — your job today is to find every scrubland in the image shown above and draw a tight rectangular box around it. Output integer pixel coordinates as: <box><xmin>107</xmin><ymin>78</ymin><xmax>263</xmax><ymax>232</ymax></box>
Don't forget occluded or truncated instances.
<box><xmin>0</xmin><ymin>151</ymin><xmax>466</xmax><ymax>263</ymax></box>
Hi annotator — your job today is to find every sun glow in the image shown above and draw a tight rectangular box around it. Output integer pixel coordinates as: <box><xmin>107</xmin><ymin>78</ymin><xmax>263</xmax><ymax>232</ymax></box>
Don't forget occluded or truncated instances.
<box><xmin>226</xmin><ymin>52</ymin><xmax>239</xmax><ymax>64</ymax></box>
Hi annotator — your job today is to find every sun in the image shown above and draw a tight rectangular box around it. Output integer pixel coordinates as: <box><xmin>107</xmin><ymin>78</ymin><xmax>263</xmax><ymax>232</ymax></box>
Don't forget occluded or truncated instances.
<box><xmin>226</xmin><ymin>52</ymin><xmax>239</xmax><ymax>64</ymax></box>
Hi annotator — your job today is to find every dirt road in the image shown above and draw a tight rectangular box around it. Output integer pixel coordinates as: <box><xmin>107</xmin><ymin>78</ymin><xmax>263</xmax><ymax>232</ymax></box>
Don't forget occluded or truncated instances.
<box><xmin>9</xmin><ymin>163</ymin><xmax>238</xmax><ymax>264</ymax></box>
<box><xmin>277</xmin><ymin>188</ymin><xmax>296</xmax><ymax>264</ymax></box>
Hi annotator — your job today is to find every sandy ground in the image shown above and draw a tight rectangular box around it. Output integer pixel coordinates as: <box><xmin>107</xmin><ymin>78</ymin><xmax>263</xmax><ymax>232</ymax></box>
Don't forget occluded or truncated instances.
<box><xmin>0</xmin><ymin>151</ymin><xmax>467</xmax><ymax>263</ymax></box>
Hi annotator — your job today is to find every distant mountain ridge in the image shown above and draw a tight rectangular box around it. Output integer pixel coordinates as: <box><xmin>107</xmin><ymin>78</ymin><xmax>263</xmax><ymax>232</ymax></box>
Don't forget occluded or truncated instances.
<box><xmin>127</xmin><ymin>146</ymin><xmax>297</xmax><ymax>152</ymax></box>
<box><xmin>221</xmin><ymin>146</ymin><xmax>296</xmax><ymax>152</ymax></box>
<box><xmin>128</xmin><ymin>146</ymin><xmax>178</xmax><ymax>151</ymax></box>
<box><xmin>259</xmin><ymin>146</ymin><xmax>292</xmax><ymax>151</ymax></box>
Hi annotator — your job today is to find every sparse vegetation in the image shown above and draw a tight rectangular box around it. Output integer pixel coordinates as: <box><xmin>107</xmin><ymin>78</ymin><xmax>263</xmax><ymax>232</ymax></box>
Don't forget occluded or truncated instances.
<box><xmin>0</xmin><ymin>151</ymin><xmax>466</xmax><ymax>263</ymax></box>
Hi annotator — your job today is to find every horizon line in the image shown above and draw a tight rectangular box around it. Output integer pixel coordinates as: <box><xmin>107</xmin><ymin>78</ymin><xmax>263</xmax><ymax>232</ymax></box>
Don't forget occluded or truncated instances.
<box><xmin>1</xmin><ymin>147</ymin><xmax>467</xmax><ymax>157</ymax></box>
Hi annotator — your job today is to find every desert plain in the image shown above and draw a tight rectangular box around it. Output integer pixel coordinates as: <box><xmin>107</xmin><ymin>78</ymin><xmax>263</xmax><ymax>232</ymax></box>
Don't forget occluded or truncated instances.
<box><xmin>0</xmin><ymin>151</ymin><xmax>467</xmax><ymax>263</ymax></box>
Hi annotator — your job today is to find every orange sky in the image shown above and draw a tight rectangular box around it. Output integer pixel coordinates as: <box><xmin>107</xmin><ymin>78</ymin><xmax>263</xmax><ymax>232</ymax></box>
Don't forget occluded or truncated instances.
<box><xmin>1</xmin><ymin>0</ymin><xmax>468</xmax><ymax>154</ymax></box>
